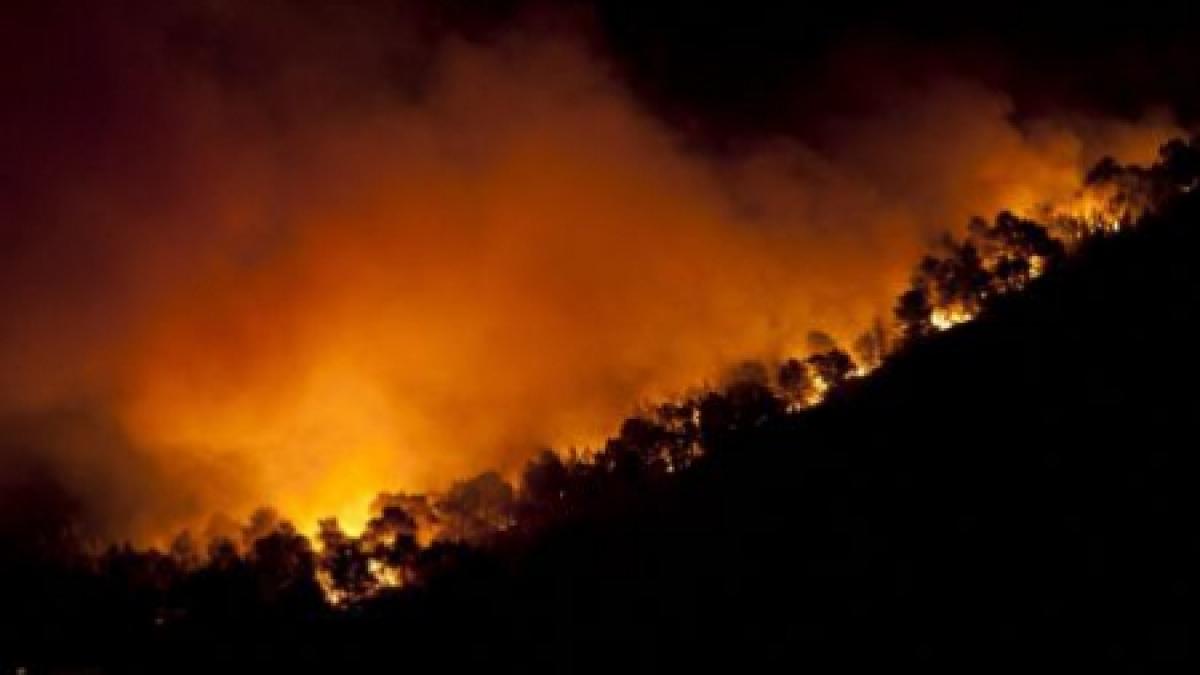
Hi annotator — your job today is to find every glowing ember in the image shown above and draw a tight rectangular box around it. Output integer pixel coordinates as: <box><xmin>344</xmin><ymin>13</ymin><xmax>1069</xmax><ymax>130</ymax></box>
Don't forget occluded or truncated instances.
<box><xmin>930</xmin><ymin>306</ymin><xmax>975</xmax><ymax>331</ymax></box>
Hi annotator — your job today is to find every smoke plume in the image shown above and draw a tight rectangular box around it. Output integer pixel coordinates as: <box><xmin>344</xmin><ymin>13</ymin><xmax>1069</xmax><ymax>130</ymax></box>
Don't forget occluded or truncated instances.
<box><xmin>0</xmin><ymin>1</ymin><xmax>1178</xmax><ymax>541</ymax></box>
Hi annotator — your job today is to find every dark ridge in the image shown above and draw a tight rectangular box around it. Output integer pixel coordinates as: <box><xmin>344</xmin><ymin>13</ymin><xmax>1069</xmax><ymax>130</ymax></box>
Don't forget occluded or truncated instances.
<box><xmin>5</xmin><ymin>185</ymin><xmax>1198</xmax><ymax>672</ymax></box>
<box><xmin>412</xmin><ymin>191</ymin><xmax>1200</xmax><ymax>672</ymax></box>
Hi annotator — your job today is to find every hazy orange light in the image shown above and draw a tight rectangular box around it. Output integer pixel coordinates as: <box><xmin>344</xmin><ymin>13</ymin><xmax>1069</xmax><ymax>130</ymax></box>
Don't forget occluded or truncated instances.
<box><xmin>0</xmin><ymin>16</ymin><xmax>1178</xmax><ymax>544</ymax></box>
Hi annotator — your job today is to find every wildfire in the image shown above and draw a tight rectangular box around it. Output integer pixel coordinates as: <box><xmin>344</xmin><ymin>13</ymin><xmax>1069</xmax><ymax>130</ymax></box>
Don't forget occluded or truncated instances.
<box><xmin>368</xmin><ymin>560</ymin><xmax>406</xmax><ymax>589</ymax></box>
<box><xmin>317</xmin><ymin>573</ymin><xmax>351</xmax><ymax>606</ymax></box>
<box><xmin>3</xmin><ymin>0</ymin><xmax>1192</xmax><ymax>601</ymax></box>
<box><xmin>163</xmin><ymin>131</ymin><xmax>1200</xmax><ymax>608</ymax></box>
<box><xmin>929</xmin><ymin>306</ymin><xmax>974</xmax><ymax>331</ymax></box>
<box><xmin>1038</xmin><ymin>183</ymin><xmax>1132</xmax><ymax>239</ymax></box>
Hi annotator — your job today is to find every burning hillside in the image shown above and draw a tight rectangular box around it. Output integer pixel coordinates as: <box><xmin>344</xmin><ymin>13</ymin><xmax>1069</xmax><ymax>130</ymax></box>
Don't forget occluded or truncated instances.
<box><xmin>0</xmin><ymin>2</ymin><xmax>1183</xmax><ymax>550</ymax></box>
<box><xmin>5</xmin><ymin>4</ymin><xmax>1200</xmax><ymax>668</ymax></box>
<box><xmin>5</xmin><ymin>130</ymin><xmax>1200</xmax><ymax>670</ymax></box>
<box><xmin>11</xmin><ymin>133</ymin><xmax>1198</xmax><ymax>612</ymax></box>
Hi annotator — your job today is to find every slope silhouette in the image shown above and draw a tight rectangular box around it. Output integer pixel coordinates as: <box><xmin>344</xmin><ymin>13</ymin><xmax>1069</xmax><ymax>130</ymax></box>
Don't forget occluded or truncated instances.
<box><xmin>4</xmin><ymin>191</ymin><xmax>1199</xmax><ymax>673</ymax></box>
<box><xmin>334</xmin><ymin>192</ymin><xmax>1200</xmax><ymax>672</ymax></box>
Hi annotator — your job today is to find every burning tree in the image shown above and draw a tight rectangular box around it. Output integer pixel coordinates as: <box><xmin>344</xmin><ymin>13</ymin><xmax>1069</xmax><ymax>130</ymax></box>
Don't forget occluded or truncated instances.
<box><xmin>435</xmin><ymin>472</ymin><xmax>517</xmax><ymax>543</ymax></box>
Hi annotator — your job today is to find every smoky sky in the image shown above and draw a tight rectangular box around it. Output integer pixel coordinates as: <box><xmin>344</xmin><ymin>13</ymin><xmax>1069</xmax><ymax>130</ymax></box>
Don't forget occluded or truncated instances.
<box><xmin>589</xmin><ymin>1</ymin><xmax>1200</xmax><ymax>142</ymax></box>
<box><xmin>0</xmin><ymin>0</ymin><xmax>1190</xmax><ymax>543</ymax></box>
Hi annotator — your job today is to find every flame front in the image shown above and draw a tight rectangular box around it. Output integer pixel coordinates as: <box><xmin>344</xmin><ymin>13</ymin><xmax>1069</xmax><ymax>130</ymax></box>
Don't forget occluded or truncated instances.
<box><xmin>0</xmin><ymin>2</ymin><xmax>1181</xmax><ymax>547</ymax></box>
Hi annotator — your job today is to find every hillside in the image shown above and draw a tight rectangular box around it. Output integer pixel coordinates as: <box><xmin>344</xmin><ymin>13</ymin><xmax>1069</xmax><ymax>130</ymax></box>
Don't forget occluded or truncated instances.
<box><xmin>342</xmin><ymin>191</ymin><xmax>1200</xmax><ymax>672</ymax></box>
<box><xmin>5</xmin><ymin>185</ymin><xmax>1200</xmax><ymax>673</ymax></box>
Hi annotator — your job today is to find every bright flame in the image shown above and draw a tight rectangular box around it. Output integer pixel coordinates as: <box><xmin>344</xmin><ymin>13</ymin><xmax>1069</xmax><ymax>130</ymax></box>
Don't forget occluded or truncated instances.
<box><xmin>930</xmin><ymin>306</ymin><xmax>975</xmax><ymax>331</ymax></box>
<box><xmin>368</xmin><ymin>560</ymin><xmax>405</xmax><ymax>589</ymax></box>
<box><xmin>0</xmin><ymin>2</ymin><xmax>1182</xmax><ymax>546</ymax></box>
<box><xmin>1040</xmin><ymin>183</ymin><xmax>1131</xmax><ymax>238</ymax></box>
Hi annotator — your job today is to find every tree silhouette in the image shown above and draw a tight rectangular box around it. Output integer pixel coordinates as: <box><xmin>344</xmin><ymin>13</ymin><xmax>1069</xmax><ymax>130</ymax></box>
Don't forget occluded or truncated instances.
<box><xmin>853</xmin><ymin>318</ymin><xmax>890</xmax><ymax>370</ymax></box>
<box><xmin>778</xmin><ymin>358</ymin><xmax>814</xmax><ymax>406</ymax></box>
<box><xmin>649</xmin><ymin>400</ymin><xmax>702</xmax><ymax>471</ymax></box>
<box><xmin>249</xmin><ymin>520</ymin><xmax>319</xmax><ymax>603</ymax></box>
<box><xmin>436</xmin><ymin>471</ymin><xmax>516</xmax><ymax>543</ymax></box>
<box><xmin>317</xmin><ymin>519</ymin><xmax>374</xmax><ymax>601</ymax></box>
<box><xmin>518</xmin><ymin>449</ymin><xmax>572</xmax><ymax>526</ymax></box>
<box><xmin>896</xmin><ymin>286</ymin><xmax>934</xmax><ymax>339</ymax></box>
<box><xmin>807</xmin><ymin>348</ymin><xmax>855</xmax><ymax>389</ymax></box>
<box><xmin>1157</xmin><ymin>136</ymin><xmax>1200</xmax><ymax>189</ymax></box>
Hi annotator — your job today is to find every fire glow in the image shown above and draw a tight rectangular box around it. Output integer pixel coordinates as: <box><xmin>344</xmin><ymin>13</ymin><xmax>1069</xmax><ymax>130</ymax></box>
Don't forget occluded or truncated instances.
<box><xmin>0</xmin><ymin>3</ymin><xmax>1179</xmax><ymax>552</ymax></box>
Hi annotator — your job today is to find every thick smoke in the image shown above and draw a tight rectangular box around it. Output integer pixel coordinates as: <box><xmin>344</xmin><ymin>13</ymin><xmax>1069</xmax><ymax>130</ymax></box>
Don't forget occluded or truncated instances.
<box><xmin>0</xmin><ymin>2</ymin><xmax>1178</xmax><ymax>542</ymax></box>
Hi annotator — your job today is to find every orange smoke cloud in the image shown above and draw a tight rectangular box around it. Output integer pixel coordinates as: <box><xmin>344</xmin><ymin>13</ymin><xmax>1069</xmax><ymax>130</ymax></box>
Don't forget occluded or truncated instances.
<box><xmin>0</xmin><ymin>3</ymin><xmax>1178</xmax><ymax>542</ymax></box>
